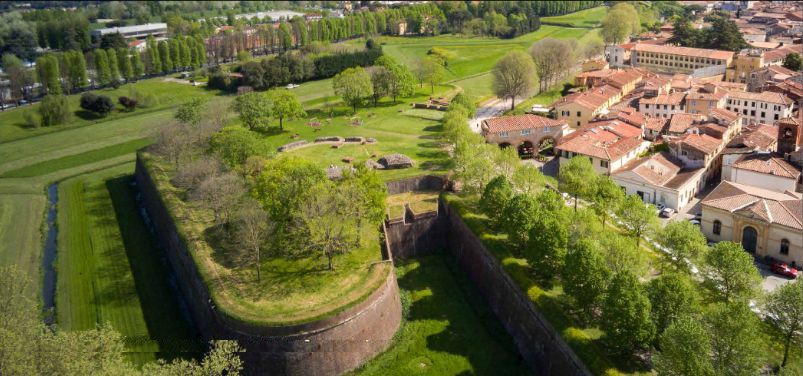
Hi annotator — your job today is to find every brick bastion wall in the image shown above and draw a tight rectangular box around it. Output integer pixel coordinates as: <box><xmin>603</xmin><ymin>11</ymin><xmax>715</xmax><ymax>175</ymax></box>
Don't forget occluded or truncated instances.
<box><xmin>135</xmin><ymin>154</ymin><xmax>401</xmax><ymax>376</ymax></box>
<box><xmin>384</xmin><ymin>175</ymin><xmax>592</xmax><ymax>376</ymax></box>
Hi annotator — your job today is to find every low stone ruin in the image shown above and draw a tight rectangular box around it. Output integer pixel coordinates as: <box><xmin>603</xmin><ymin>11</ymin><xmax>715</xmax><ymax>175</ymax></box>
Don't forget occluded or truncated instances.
<box><xmin>377</xmin><ymin>154</ymin><xmax>414</xmax><ymax>169</ymax></box>
<box><xmin>278</xmin><ymin>140</ymin><xmax>308</xmax><ymax>152</ymax></box>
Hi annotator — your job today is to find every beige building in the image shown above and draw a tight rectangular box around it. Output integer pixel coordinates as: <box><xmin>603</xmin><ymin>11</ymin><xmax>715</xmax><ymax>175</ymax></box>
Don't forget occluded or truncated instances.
<box><xmin>701</xmin><ymin>181</ymin><xmax>802</xmax><ymax>265</ymax></box>
<box><xmin>481</xmin><ymin>114</ymin><xmax>568</xmax><ymax>156</ymax></box>
<box><xmin>685</xmin><ymin>84</ymin><xmax>728</xmax><ymax>116</ymax></box>
<box><xmin>639</xmin><ymin>92</ymin><xmax>686</xmax><ymax>118</ymax></box>
<box><xmin>556</xmin><ymin>119</ymin><xmax>648</xmax><ymax>175</ymax></box>
<box><xmin>631</xmin><ymin>44</ymin><xmax>734</xmax><ymax>74</ymax></box>
<box><xmin>725</xmin><ymin>91</ymin><xmax>794</xmax><ymax>124</ymax></box>
<box><xmin>726</xmin><ymin>153</ymin><xmax>801</xmax><ymax>193</ymax></box>
<box><xmin>612</xmin><ymin>152</ymin><xmax>705</xmax><ymax>210</ymax></box>
<box><xmin>554</xmin><ymin>85</ymin><xmax>622</xmax><ymax>128</ymax></box>
<box><xmin>725</xmin><ymin>49</ymin><xmax>765</xmax><ymax>84</ymax></box>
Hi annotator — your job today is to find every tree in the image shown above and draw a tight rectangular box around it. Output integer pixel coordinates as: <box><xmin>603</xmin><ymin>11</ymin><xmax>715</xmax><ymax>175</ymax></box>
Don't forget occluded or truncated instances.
<box><xmin>602</xmin><ymin>233</ymin><xmax>648</xmax><ymax>276</ymax></box>
<box><xmin>658</xmin><ymin>220</ymin><xmax>708</xmax><ymax>272</ymax></box>
<box><xmin>511</xmin><ymin>164</ymin><xmax>544</xmax><ymax>195</ymax></box>
<box><xmin>100</xmin><ymin>32</ymin><xmax>127</xmax><ymax>49</ymax></box>
<box><xmin>601</xmin><ymin>271</ymin><xmax>655</xmax><ymax>354</ymax></box>
<box><xmin>39</xmin><ymin>95</ymin><xmax>71</xmax><ymax>126</ymax></box>
<box><xmin>64</xmin><ymin>50</ymin><xmax>88</xmax><ymax>93</ymax></box>
<box><xmin>616</xmin><ymin>194</ymin><xmax>658</xmax><ymax>246</ymax></box>
<box><xmin>783</xmin><ymin>52</ymin><xmax>802</xmax><ymax>72</ymax></box>
<box><xmin>492</xmin><ymin>51</ymin><xmax>535</xmax><ymax>111</ymax></box>
<box><xmin>189</xmin><ymin>172</ymin><xmax>246</xmax><ymax>226</ymax></box>
<box><xmin>106</xmin><ymin>48</ymin><xmax>119</xmax><ymax>82</ymax></box>
<box><xmin>117</xmin><ymin>48</ymin><xmax>133</xmax><ymax>82</ymax></box>
<box><xmin>611</xmin><ymin>3</ymin><xmax>640</xmax><ymax>36</ymax></box>
<box><xmin>36</xmin><ymin>54</ymin><xmax>62</xmax><ymax>95</ymax></box>
<box><xmin>79</xmin><ymin>92</ymin><xmax>114</xmax><ymax>117</ymax></box>
<box><xmin>93</xmin><ymin>49</ymin><xmax>111</xmax><ymax>86</ymax></box>
<box><xmin>130</xmin><ymin>50</ymin><xmax>145</xmax><ymax>79</ymax></box>
<box><xmin>525</xmin><ymin>212</ymin><xmax>569</xmax><ymax>280</ymax></box>
<box><xmin>298</xmin><ymin>182</ymin><xmax>357</xmax><ymax>271</ymax></box>
<box><xmin>501</xmin><ymin>193</ymin><xmax>539</xmax><ymax>247</ymax></box>
<box><xmin>415</xmin><ymin>56</ymin><xmax>445</xmax><ymax>94</ymax></box>
<box><xmin>146</xmin><ymin>36</ymin><xmax>162</xmax><ymax>74</ymax></box>
<box><xmin>374</xmin><ymin>55</ymin><xmax>416</xmax><ymax>102</ymax></box>
<box><xmin>479</xmin><ymin>175</ymin><xmax>513</xmax><ymax>229</ymax></box>
<box><xmin>172</xmin><ymin>156</ymin><xmax>222</xmax><ymax>189</ymax></box>
<box><xmin>159</xmin><ymin>40</ymin><xmax>173</xmax><ymax>72</ymax></box>
<box><xmin>601</xmin><ymin>9</ymin><xmax>632</xmax><ymax>45</ymax></box>
<box><xmin>558</xmin><ymin>156</ymin><xmax>595</xmax><ymax>211</ymax></box>
<box><xmin>450</xmin><ymin>92</ymin><xmax>476</xmax><ymax>117</ymax></box>
<box><xmin>562</xmin><ymin>238</ymin><xmax>611</xmax><ymax>321</ymax></box>
<box><xmin>234</xmin><ymin>203</ymin><xmax>272</xmax><ymax>282</ymax></box>
<box><xmin>210</xmin><ymin>126</ymin><xmax>265</xmax><ymax>167</ymax></box>
<box><xmin>703</xmin><ymin>242</ymin><xmax>761</xmax><ymax>303</ymax></box>
<box><xmin>333</xmin><ymin>66</ymin><xmax>373</xmax><ymax>114</ymax></box>
<box><xmin>232</xmin><ymin>92</ymin><xmax>272</xmax><ymax>131</ymax></box>
<box><xmin>179</xmin><ymin>38</ymin><xmax>192</xmax><ymax>68</ymax></box>
<box><xmin>152</xmin><ymin>122</ymin><xmax>191</xmax><ymax>166</ymax></box>
<box><xmin>175</xmin><ymin>97</ymin><xmax>208</xmax><ymax>127</ymax></box>
<box><xmin>647</xmin><ymin>273</ymin><xmax>698</xmax><ymax>336</ymax></box>
<box><xmin>268</xmin><ymin>89</ymin><xmax>305</xmax><ymax>130</ymax></box>
<box><xmin>766</xmin><ymin>279</ymin><xmax>803</xmax><ymax>367</ymax></box>
<box><xmin>590</xmin><ymin>174</ymin><xmax>623</xmax><ymax>227</ymax></box>
<box><xmin>529</xmin><ymin>38</ymin><xmax>573</xmax><ymax>92</ymax></box>
<box><xmin>704</xmin><ymin>15</ymin><xmax>747</xmax><ymax>52</ymax></box>
<box><xmin>2</xmin><ymin>53</ymin><xmax>33</xmax><ymax>103</ymax></box>
<box><xmin>368</xmin><ymin>65</ymin><xmax>391</xmax><ymax>105</ymax></box>
<box><xmin>707</xmin><ymin>302</ymin><xmax>764</xmax><ymax>375</ymax></box>
<box><xmin>653</xmin><ymin>317</ymin><xmax>715</xmax><ymax>376</ymax></box>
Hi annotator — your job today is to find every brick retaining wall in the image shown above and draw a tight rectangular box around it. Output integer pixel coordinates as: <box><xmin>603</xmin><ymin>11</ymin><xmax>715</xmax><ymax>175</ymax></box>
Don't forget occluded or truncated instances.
<box><xmin>135</xmin><ymin>154</ymin><xmax>401</xmax><ymax>376</ymax></box>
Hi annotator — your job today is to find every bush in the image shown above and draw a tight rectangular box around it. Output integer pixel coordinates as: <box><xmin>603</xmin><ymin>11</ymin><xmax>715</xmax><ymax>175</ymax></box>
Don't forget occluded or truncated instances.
<box><xmin>129</xmin><ymin>87</ymin><xmax>158</xmax><ymax>108</ymax></box>
<box><xmin>39</xmin><ymin>95</ymin><xmax>71</xmax><ymax>126</ymax></box>
<box><xmin>23</xmin><ymin>110</ymin><xmax>40</xmax><ymax>128</ymax></box>
<box><xmin>207</xmin><ymin>71</ymin><xmax>237</xmax><ymax>93</ymax></box>
<box><xmin>80</xmin><ymin>92</ymin><xmax>114</xmax><ymax>116</ymax></box>
<box><xmin>118</xmin><ymin>96</ymin><xmax>137</xmax><ymax>111</ymax></box>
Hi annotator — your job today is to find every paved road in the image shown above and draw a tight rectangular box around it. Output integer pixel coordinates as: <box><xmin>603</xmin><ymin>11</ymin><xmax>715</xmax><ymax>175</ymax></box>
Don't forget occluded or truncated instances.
<box><xmin>469</xmin><ymin>97</ymin><xmax>520</xmax><ymax>133</ymax></box>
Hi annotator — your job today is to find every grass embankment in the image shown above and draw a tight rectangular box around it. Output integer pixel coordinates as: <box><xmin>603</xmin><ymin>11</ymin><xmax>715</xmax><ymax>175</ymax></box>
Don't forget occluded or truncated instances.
<box><xmin>541</xmin><ymin>6</ymin><xmax>609</xmax><ymax>28</ymax></box>
<box><xmin>254</xmin><ymin>84</ymin><xmax>454</xmax><ymax>182</ymax></box>
<box><xmin>354</xmin><ymin>255</ymin><xmax>531</xmax><ymax>376</ymax></box>
<box><xmin>56</xmin><ymin>164</ymin><xmax>200</xmax><ymax>364</ymax></box>
<box><xmin>142</xmin><ymin>153</ymin><xmax>391</xmax><ymax>326</ymax></box>
<box><xmin>0</xmin><ymin>79</ymin><xmax>218</xmax><ymax>143</ymax></box>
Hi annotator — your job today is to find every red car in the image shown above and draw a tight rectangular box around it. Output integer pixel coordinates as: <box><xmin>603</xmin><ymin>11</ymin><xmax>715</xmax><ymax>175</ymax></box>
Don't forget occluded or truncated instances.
<box><xmin>771</xmin><ymin>262</ymin><xmax>798</xmax><ymax>279</ymax></box>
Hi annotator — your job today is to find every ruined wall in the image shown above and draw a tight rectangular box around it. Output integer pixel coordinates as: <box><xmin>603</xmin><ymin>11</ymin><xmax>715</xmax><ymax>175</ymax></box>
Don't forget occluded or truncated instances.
<box><xmin>385</xmin><ymin>175</ymin><xmax>446</xmax><ymax>195</ymax></box>
<box><xmin>135</xmin><ymin>154</ymin><xmax>401</xmax><ymax>376</ymax></box>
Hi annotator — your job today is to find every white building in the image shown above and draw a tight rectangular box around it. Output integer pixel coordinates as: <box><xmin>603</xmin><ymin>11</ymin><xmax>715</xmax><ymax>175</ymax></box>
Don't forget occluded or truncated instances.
<box><xmin>725</xmin><ymin>91</ymin><xmax>794</xmax><ymax>125</ymax></box>
<box><xmin>555</xmin><ymin>119</ymin><xmax>649</xmax><ymax>175</ymax></box>
<box><xmin>91</xmin><ymin>23</ymin><xmax>168</xmax><ymax>40</ymax></box>
<box><xmin>725</xmin><ymin>153</ymin><xmax>801</xmax><ymax>193</ymax></box>
<box><xmin>612</xmin><ymin>152</ymin><xmax>706</xmax><ymax>210</ymax></box>
<box><xmin>639</xmin><ymin>92</ymin><xmax>686</xmax><ymax>118</ymax></box>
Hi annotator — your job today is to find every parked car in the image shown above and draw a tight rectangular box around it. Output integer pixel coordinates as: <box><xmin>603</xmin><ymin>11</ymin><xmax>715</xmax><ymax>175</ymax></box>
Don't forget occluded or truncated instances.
<box><xmin>656</xmin><ymin>203</ymin><xmax>666</xmax><ymax>211</ymax></box>
<box><xmin>689</xmin><ymin>219</ymin><xmax>701</xmax><ymax>226</ymax></box>
<box><xmin>771</xmin><ymin>262</ymin><xmax>798</xmax><ymax>279</ymax></box>
<box><xmin>694</xmin><ymin>212</ymin><xmax>702</xmax><ymax>220</ymax></box>
<box><xmin>660</xmin><ymin>207</ymin><xmax>675</xmax><ymax>218</ymax></box>
<box><xmin>286</xmin><ymin>83</ymin><xmax>300</xmax><ymax>89</ymax></box>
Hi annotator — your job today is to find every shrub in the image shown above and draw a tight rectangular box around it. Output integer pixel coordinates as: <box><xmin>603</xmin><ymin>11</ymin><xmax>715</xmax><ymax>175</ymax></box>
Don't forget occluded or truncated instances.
<box><xmin>80</xmin><ymin>92</ymin><xmax>114</xmax><ymax>116</ymax></box>
<box><xmin>39</xmin><ymin>95</ymin><xmax>71</xmax><ymax>126</ymax></box>
<box><xmin>118</xmin><ymin>96</ymin><xmax>137</xmax><ymax>111</ymax></box>
<box><xmin>129</xmin><ymin>87</ymin><xmax>158</xmax><ymax>108</ymax></box>
<box><xmin>23</xmin><ymin>110</ymin><xmax>40</xmax><ymax>128</ymax></box>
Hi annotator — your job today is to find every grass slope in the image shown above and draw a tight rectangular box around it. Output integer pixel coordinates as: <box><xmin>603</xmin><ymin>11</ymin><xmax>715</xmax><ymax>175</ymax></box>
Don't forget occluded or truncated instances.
<box><xmin>56</xmin><ymin>164</ymin><xmax>198</xmax><ymax>364</ymax></box>
<box><xmin>0</xmin><ymin>193</ymin><xmax>47</xmax><ymax>296</ymax></box>
<box><xmin>541</xmin><ymin>6</ymin><xmax>609</xmax><ymax>28</ymax></box>
<box><xmin>355</xmin><ymin>255</ymin><xmax>531</xmax><ymax>376</ymax></box>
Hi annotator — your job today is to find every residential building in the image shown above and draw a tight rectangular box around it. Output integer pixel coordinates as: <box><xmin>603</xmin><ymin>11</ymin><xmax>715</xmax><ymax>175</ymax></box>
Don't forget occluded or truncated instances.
<box><xmin>554</xmin><ymin>85</ymin><xmax>622</xmax><ymax>128</ymax></box>
<box><xmin>667</xmin><ymin>131</ymin><xmax>725</xmax><ymax>183</ymax></box>
<box><xmin>726</xmin><ymin>153</ymin><xmax>801</xmax><ymax>192</ymax></box>
<box><xmin>480</xmin><ymin>114</ymin><xmax>568</xmax><ymax>156</ymax></box>
<box><xmin>639</xmin><ymin>92</ymin><xmax>686</xmax><ymax>118</ymax></box>
<box><xmin>666</xmin><ymin>113</ymin><xmax>705</xmax><ymax>136</ymax></box>
<box><xmin>725</xmin><ymin>91</ymin><xmax>794</xmax><ymax>124</ymax></box>
<box><xmin>701</xmin><ymin>181</ymin><xmax>802</xmax><ymax>264</ymax></box>
<box><xmin>685</xmin><ymin>83</ymin><xmax>728</xmax><ymax>115</ymax></box>
<box><xmin>612</xmin><ymin>152</ymin><xmax>705</xmax><ymax>210</ymax></box>
<box><xmin>631</xmin><ymin>43</ymin><xmax>734</xmax><ymax>75</ymax></box>
<box><xmin>721</xmin><ymin>123</ymin><xmax>779</xmax><ymax>179</ymax></box>
<box><xmin>725</xmin><ymin>49</ymin><xmax>764</xmax><ymax>84</ymax></box>
<box><xmin>747</xmin><ymin>65</ymin><xmax>801</xmax><ymax>92</ymax></box>
<box><xmin>644</xmin><ymin>117</ymin><xmax>668</xmax><ymax>140</ymax></box>
<box><xmin>91</xmin><ymin>23</ymin><xmax>168</xmax><ymax>40</ymax></box>
<box><xmin>556</xmin><ymin>119</ymin><xmax>648</xmax><ymax>175</ymax></box>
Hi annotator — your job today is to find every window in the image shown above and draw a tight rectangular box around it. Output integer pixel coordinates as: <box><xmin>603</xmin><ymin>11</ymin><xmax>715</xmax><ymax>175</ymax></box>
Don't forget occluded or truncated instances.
<box><xmin>774</xmin><ymin>114</ymin><xmax>779</xmax><ymax>120</ymax></box>
<box><xmin>500</xmin><ymin>132</ymin><xmax>509</xmax><ymax>138</ymax></box>
<box><xmin>713</xmin><ymin>220</ymin><xmax>721</xmax><ymax>235</ymax></box>
<box><xmin>781</xmin><ymin>239</ymin><xmax>790</xmax><ymax>255</ymax></box>
<box><xmin>751</xmin><ymin>110</ymin><xmax>755</xmax><ymax>116</ymax></box>
<box><xmin>645</xmin><ymin>104</ymin><xmax>650</xmax><ymax>109</ymax></box>
<box><xmin>577</xmin><ymin>121</ymin><xmax>580</xmax><ymax>126</ymax></box>
<box><xmin>543</xmin><ymin>127</ymin><xmax>551</xmax><ymax>133</ymax></box>
<box><xmin>577</xmin><ymin>111</ymin><xmax>581</xmax><ymax>117</ymax></box>
<box><xmin>600</xmin><ymin>160</ymin><xmax>609</xmax><ymax>168</ymax></box>
<box><xmin>761</xmin><ymin>111</ymin><xmax>765</xmax><ymax>118</ymax></box>
<box><xmin>521</xmin><ymin>129</ymin><xmax>531</xmax><ymax>136</ymax></box>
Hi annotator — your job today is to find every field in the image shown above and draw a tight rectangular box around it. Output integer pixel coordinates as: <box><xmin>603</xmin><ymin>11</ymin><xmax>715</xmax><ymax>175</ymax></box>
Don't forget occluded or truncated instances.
<box><xmin>541</xmin><ymin>6</ymin><xmax>608</xmax><ymax>28</ymax></box>
<box><xmin>354</xmin><ymin>255</ymin><xmax>531</xmax><ymax>376</ymax></box>
<box><xmin>56</xmin><ymin>164</ymin><xmax>199</xmax><ymax>364</ymax></box>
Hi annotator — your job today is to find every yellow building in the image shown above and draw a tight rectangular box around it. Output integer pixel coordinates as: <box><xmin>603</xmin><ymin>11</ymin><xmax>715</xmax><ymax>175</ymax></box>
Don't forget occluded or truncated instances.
<box><xmin>725</xmin><ymin>49</ymin><xmax>764</xmax><ymax>84</ymax></box>
<box><xmin>685</xmin><ymin>83</ymin><xmax>728</xmax><ymax>116</ymax></box>
<box><xmin>554</xmin><ymin>85</ymin><xmax>621</xmax><ymax>128</ymax></box>
<box><xmin>631</xmin><ymin>44</ymin><xmax>734</xmax><ymax>74</ymax></box>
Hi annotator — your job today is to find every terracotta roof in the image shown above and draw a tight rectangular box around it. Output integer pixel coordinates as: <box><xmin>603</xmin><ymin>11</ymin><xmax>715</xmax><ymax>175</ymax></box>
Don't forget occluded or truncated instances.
<box><xmin>726</xmin><ymin>124</ymin><xmax>778</xmax><ymax>152</ymax></box>
<box><xmin>641</xmin><ymin>92</ymin><xmax>686</xmax><ymax>105</ymax></box>
<box><xmin>607</xmin><ymin>69</ymin><xmax>643</xmax><ymax>89</ymax></box>
<box><xmin>645</xmin><ymin>116</ymin><xmax>668</xmax><ymax>132</ymax></box>
<box><xmin>749</xmin><ymin>41</ymin><xmax>782</xmax><ymax>49</ymax></box>
<box><xmin>733</xmin><ymin>153</ymin><xmax>801</xmax><ymax>179</ymax></box>
<box><xmin>615</xmin><ymin>151</ymin><xmax>705</xmax><ymax>190</ymax></box>
<box><xmin>554</xmin><ymin>85</ymin><xmax>620</xmax><ymax>110</ymax></box>
<box><xmin>668</xmin><ymin>113</ymin><xmax>704</xmax><ymax>134</ymax></box>
<box><xmin>708</xmin><ymin>108</ymin><xmax>740</xmax><ymax>124</ymax></box>
<box><xmin>729</xmin><ymin>90</ymin><xmax>793</xmax><ymax>105</ymax></box>
<box><xmin>632</xmin><ymin>43</ymin><xmax>734</xmax><ymax>61</ymax></box>
<box><xmin>557</xmin><ymin>120</ymin><xmax>643</xmax><ymax>161</ymax></box>
<box><xmin>675</xmin><ymin>132</ymin><xmax>723</xmax><ymax>155</ymax></box>
<box><xmin>686</xmin><ymin>88</ymin><xmax>727</xmax><ymax>102</ymax></box>
<box><xmin>702</xmin><ymin>181</ymin><xmax>802</xmax><ymax>230</ymax></box>
<box><xmin>764</xmin><ymin>45</ymin><xmax>803</xmax><ymax>62</ymax></box>
<box><xmin>698</xmin><ymin>123</ymin><xmax>728</xmax><ymax>139</ymax></box>
<box><xmin>482</xmin><ymin>114</ymin><xmax>567</xmax><ymax>134</ymax></box>
<box><xmin>613</xmin><ymin>109</ymin><xmax>646</xmax><ymax>127</ymax></box>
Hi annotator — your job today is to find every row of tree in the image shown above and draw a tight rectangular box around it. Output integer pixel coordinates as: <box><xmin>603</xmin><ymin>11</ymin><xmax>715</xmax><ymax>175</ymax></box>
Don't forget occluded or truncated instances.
<box><xmin>669</xmin><ymin>12</ymin><xmax>749</xmax><ymax>52</ymax></box>
<box><xmin>332</xmin><ymin>55</ymin><xmax>417</xmax><ymax>113</ymax></box>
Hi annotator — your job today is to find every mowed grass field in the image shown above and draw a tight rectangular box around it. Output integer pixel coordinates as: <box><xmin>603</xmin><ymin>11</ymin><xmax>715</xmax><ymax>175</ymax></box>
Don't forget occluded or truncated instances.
<box><xmin>56</xmin><ymin>164</ymin><xmax>199</xmax><ymax>364</ymax></box>
<box><xmin>355</xmin><ymin>255</ymin><xmax>531</xmax><ymax>376</ymax></box>
<box><xmin>541</xmin><ymin>6</ymin><xmax>608</xmax><ymax>28</ymax></box>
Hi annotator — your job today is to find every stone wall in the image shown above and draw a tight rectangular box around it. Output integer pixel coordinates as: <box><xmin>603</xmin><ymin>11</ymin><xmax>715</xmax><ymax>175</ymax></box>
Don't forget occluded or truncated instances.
<box><xmin>383</xmin><ymin>201</ymin><xmax>448</xmax><ymax>260</ymax></box>
<box><xmin>135</xmin><ymin>154</ymin><xmax>401</xmax><ymax>376</ymax></box>
<box><xmin>385</xmin><ymin>175</ymin><xmax>446</xmax><ymax>195</ymax></box>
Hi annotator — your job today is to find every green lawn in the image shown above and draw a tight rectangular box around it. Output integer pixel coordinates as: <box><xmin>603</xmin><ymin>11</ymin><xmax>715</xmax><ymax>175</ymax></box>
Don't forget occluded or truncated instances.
<box><xmin>252</xmin><ymin>84</ymin><xmax>454</xmax><ymax>182</ymax></box>
<box><xmin>0</xmin><ymin>193</ymin><xmax>46</xmax><ymax>297</ymax></box>
<box><xmin>56</xmin><ymin>164</ymin><xmax>199</xmax><ymax>364</ymax></box>
<box><xmin>354</xmin><ymin>255</ymin><xmax>531</xmax><ymax>376</ymax></box>
<box><xmin>541</xmin><ymin>6</ymin><xmax>608</xmax><ymax>28</ymax></box>
<box><xmin>0</xmin><ymin>78</ymin><xmax>220</xmax><ymax>143</ymax></box>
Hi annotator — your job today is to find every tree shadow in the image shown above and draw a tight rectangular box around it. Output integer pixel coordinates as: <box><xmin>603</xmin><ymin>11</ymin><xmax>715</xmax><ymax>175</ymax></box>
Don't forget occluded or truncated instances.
<box><xmin>75</xmin><ymin>109</ymin><xmax>104</xmax><ymax>121</ymax></box>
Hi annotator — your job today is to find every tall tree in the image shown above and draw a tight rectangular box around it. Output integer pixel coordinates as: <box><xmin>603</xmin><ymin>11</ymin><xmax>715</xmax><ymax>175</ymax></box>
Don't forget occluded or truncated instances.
<box><xmin>707</xmin><ymin>302</ymin><xmax>764</xmax><ymax>375</ymax></box>
<box><xmin>601</xmin><ymin>9</ymin><xmax>632</xmax><ymax>45</ymax></box>
<box><xmin>234</xmin><ymin>203</ymin><xmax>272</xmax><ymax>282</ymax></box>
<box><xmin>525</xmin><ymin>210</ymin><xmax>569</xmax><ymax>280</ymax></box>
<box><xmin>332</xmin><ymin>66</ymin><xmax>373</xmax><ymax>114</ymax></box>
<box><xmin>492</xmin><ymin>50</ymin><xmax>536</xmax><ymax>111</ymax></box>
<box><xmin>601</xmin><ymin>271</ymin><xmax>655</xmax><ymax>355</ymax></box>
<box><xmin>368</xmin><ymin>65</ymin><xmax>391</xmax><ymax>105</ymax></box>
<box><xmin>765</xmin><ymin>279</ymin><xmax>803</xmax><ymax>367</ymax></box>
<box><xmin>298</xmin><ymin>182</ymin><xmax>357</xmax><ymax>271</ymax></box>
<box><xmin>130</xmin><ymin>50</ymin><xmax>145</xmax><ymax>79</ymax></box>
<box><xmin>232</xmin><ymin>92</ymin><xmax>272</xmax><ymax>131</ymax></box>
<box><xmin>501</xmin><ymin>193</ymin><xmax>539</xmax><ymax>247</ymax></box>
<box><xmin>616</xmin><ymin>194</ymin><xmax>658</xmax><ymax>246</ymax></box>
<box><xmin>414</xmin><ymin>56</ymin><xmax>445</xmax><ymax>94</ymax></box>
<box><xmin>590</xmin><ymin>174</ymin><xmax>624</xmax><ymax>227</ymax></box>
<box><xmin>562</xmin><ymin>238</ymin><xmax>611</xmax><ymax>321</ymax></box>
<box><xmin>703</xmin><ymin>242</ymin><xmax>762</xmax><ymax>303</ymax></box>
<box><xmin>106</xmin><ymin>48</ymin><xmax>119</xmax><ymax>82</ymax></box>
<box><xmin>64</xmin><ymin>50</ymin><xmax>88</xmax><ymax>93</ymax></box>
<box><xmin>647</xmin><ymin>273</ymin><xmax>698</xmax><ymax>336</ymax></box>
<box><xmin>116</xmin><ymin>48</ymin><xmax>133</xmax><ymax>82</ymax></box>
<box><xmin>268</xmin><ymin>89</ymin><xmax>305</xmax><ymax>131</ymax></box>
<box><xmin>479</xmin><ymin>175</ymin><xmax>513</xmax><ymax>229</ymax></box>
<box><xmin>653</xmin><ymin>317</ymin><xmax>715</xmax><ymax>376</ymax></box>
<box><xmin>558</xmin><ymin>155</ymin><xmax>595</xmax><ymax>211</ymax></box>
<box><xmin>3</xmin><ymin>53</ymin><xmax>33</xmax><ymax>103</ymax></box>
<box><xmin>93</xmin><ymin>49</ymin><xmax>111</xmax><ymax>86</ymax></box>
<box><xmin>146</xmin><ymin>36</ymin><xmax>161</xmax><ymax>74</ymax></box>
<box><xmin>179</xmin><ymin>38</ymin><xmax>192</xmax><ymax>69</ymax></box>
<box><xmin>36</xmin><ymin>54</ymin><xmax>62</xmax><ymax>95</ymax></box>
<box><xmin>658</xmin><ymin>220</ymin><xmax>708</xmax><ymax>272</ymax></box>
<box><xmin>170</xmin><ymin>39</ymin><xmax>181</xmax><ymax>69</ymax></box>
<box><xmin>158</xmin><ymin>40</ymin><xmax>173</xmax><ymax>72</ymax></box>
